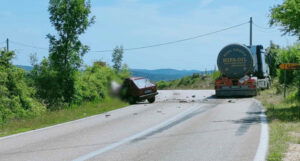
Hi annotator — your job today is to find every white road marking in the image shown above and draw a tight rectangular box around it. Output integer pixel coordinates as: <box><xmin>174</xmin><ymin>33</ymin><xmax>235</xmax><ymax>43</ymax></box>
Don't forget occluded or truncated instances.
<box><xmin>253</xmin><ymin>100</ymin><xmax>269</xmax><ymax>161</ymax></box>
<box><xmin>72</xmin><ymin>104</ymin><xmax>203</xmax><ymax>161</ymax></box>
<box><xmin>0</xmin><ymin>105</ymin><xmax>131</xmax><ymax>141</ymax></box>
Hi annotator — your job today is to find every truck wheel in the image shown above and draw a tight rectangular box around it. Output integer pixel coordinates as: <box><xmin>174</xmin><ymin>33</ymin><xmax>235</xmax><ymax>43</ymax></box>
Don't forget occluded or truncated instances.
<box><xmin>147</xmin><ymin>97</ymin><xmax>155</xmax><ymax>103</ymax></box>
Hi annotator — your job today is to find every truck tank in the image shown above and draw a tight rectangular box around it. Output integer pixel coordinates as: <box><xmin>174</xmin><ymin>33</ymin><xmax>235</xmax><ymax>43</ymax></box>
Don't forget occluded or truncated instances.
<box><xmin>217</xmin><ymin>44</ymin><xmax>254</xmax><ymax>78</ymax></box>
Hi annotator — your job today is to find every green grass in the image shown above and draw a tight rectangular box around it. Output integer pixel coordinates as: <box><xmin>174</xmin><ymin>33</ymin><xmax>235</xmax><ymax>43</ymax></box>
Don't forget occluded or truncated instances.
<box><xmin>156</xmin><ymin>74</ymin><xmax>215</xmax><ymax>90</ymax></box>
<box><xmin>257</xmin><ymin>88</ymin><xmax>300</xmax><ymax>161</ymax></box>
<box><xmin>0</xmin><ymin>98</ymin><xmax>128</xmax><ymax>137</ymax></box>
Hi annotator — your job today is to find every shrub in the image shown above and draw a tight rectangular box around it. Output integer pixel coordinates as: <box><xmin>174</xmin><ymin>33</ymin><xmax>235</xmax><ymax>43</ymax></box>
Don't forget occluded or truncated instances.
<box><xmin>276</xmin><ymin>43</ymin><xmax>300</xmax><ymax>98</ymax></box>
<box><xmin>0</xmin><ymin>50</ymin><xmax>46</xmax><ymax>124</ymax></box>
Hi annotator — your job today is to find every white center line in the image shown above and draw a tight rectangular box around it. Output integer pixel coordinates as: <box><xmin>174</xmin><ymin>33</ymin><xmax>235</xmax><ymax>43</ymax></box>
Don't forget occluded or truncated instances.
<box><xmin>72</xmin><ymin>104</ymin><xmax>203</xmax><ymax>161</ymax></box>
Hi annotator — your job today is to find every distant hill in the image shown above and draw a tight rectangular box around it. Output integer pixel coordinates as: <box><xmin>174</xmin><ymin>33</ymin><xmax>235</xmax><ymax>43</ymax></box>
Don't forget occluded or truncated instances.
<box><xmin>16</xmin><ymin>65</ymin><xmax>212</xmax><ymax>81</ymax></box>
<box><xmin>131</xmin><ymin>69</ymin><xmax>212</xmax><ymax>81</ymax></box>
<box><xmin>16</xmin><ymin>65</ymin><xmax>33</xmax><ymax>71</ymax></box>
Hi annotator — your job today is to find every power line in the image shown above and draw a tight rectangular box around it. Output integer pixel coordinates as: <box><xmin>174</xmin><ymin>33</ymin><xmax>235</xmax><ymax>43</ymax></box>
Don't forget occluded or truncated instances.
<box><xmin>253</xmin><ymin>22</ymin><xmax>275</xmax><ymax>30</ymax></box>
<box><xmin>10</xmin><ymin>40</ymin><xmax>48</xmax><ymax>50</ymax></box>
<box><xmin>6</xmin><ymin>21</ymin><xmax>249</xmax><ymax>53</ymax></box>
<box><xmin>91</xmin><ymin>21</ymin><xmax>249</xmax><ymax>53</ymax></box>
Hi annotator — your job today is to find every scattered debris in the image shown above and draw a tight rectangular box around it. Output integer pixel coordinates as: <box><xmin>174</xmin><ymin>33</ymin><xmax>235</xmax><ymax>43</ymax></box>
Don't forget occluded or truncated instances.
<box><xmin>157</xmin><ymin>110</ymin><xmax>162</xmax><ymax>113</ymax></box>
<box><xmin>228</xmin><ymin>100</ymin><xmax>235</xmax><ymax>103</ymax></box>
<box><xmin>133</xmin><ymin>113</ymin><xmax>138</xmax><ymax>115</ymax></box>
<box><xmin>105</xmin><ymin>114</ymin><xmax>111</xmax><ymax>118</ymax></box>
<box><xmin>179</xmin><ymin>100</ymin><xmax>188</xmax><ymax>103</ymax></box>
<box><xmin>177</xmin><ymin>106</ymin><xmax>181</xmax><ymax>108</ymax></box>
<box><xmin>191</xmin><ymin>100</ymin><xmax>195</xmax><ymax>102</ymax></box>
<box><xmin>186</xmin><ymin>96</ymin><xmax>189</xmax><ymax>98</ymax></box>
<box><xmin>192</xmin><ymin>95</ymin><xmax>196</xmax><ymax>98</ymax></box>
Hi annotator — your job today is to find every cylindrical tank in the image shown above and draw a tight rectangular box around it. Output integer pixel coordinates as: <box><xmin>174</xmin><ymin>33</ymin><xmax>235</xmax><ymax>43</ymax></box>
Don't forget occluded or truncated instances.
<box><xmin>217</xmin><ymin>44</ymin><xmax>254</xmax><ymax>78</ymax></box>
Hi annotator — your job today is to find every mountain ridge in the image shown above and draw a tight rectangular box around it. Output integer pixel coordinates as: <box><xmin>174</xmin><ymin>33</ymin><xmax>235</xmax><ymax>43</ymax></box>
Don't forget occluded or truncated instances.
<box><xmin>16</xmin><ymin>65</ymin><xmax>210</xmax><ymax>81</ymax></box>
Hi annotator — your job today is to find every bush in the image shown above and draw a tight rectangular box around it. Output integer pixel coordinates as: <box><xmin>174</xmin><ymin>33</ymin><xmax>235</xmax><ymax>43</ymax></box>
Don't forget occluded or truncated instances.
<box><xmin>73</xmin><ymin>64</ymin><xmax>115</xmax><ymax>104</ymax></box>
<box><xmin>0</xmin><ymin>50</ymin><xmax>46</xmax><ymax>124</ymax></box>
<box><xmin>276</xmin><ymin>43</ymin><xmax>300</xmax><ymax>98</ymax></box>
<box><xmin>156</xmin><ymin>81</ymin><xmax>171</xmax><ymax>89</ymax></box>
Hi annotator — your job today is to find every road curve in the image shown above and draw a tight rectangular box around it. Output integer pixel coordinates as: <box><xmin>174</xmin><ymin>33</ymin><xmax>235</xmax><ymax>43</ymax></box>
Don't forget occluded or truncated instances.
<box><xmin>0</xmin><ymin>90</ymin><xmax>267</xmax><ymax>161</ymax></box>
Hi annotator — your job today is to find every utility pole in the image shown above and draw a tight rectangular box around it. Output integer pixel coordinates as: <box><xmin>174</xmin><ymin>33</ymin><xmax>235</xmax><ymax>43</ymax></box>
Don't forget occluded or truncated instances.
<box><xmin>6</xmin><ymin>38</ymin><xmax>9</xmax><ymax>52</ymax></box>
<box><xmin>250</xmin><ymin>17</ymin><xmax>253</xmax><ymax>46</ymax></box>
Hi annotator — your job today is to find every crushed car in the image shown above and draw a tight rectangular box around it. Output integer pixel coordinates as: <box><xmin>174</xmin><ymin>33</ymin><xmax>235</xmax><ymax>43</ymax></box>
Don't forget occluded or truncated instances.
<box><xmin>121</xmin><ymin>77</ymin><xmax>158</xmax><ymax>104</ymax></box>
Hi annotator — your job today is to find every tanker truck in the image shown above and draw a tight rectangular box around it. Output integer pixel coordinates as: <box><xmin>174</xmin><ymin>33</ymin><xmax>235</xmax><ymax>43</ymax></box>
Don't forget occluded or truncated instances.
<box><xmin>215</xmin><ymin>44</ymin><xmax>270</xmax><ymax>97</ymax></box>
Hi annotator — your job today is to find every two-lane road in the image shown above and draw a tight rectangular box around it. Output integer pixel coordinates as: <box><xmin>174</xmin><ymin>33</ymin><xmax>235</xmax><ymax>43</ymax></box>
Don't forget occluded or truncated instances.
<box><xmin>0</xmin><ymin>90</ymin><xmax>268</xmax><ymax>161</ymax></box>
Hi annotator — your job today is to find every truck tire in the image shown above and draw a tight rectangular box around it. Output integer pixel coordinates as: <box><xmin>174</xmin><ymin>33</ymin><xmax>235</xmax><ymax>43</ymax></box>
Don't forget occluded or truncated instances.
<box><xmin>147</xmin><ymin>97</ymin><xmax>155</xmax><ymax>103</ymax></box>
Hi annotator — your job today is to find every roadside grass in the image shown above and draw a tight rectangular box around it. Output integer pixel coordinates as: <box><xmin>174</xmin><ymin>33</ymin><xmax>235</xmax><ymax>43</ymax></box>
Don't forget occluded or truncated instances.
<box><xmin>0</xmin><ymin>98</ymin><xmax>129</xmax><ymax>137</ymax></box>
<box><xmin>157</xmin><ymin>74</ymin><xmax>215</xmax><ymax>90</ymax></box>
<box><xmin>257</xmin><ymin>88</ymin><xmax>300</xmax><ymax>161</ymax></box>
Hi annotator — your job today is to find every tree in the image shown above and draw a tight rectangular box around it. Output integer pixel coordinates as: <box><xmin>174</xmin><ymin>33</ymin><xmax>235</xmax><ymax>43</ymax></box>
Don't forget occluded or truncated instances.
<box><xmin>270</xmin><ymin>0</ymin><xmax>300</xmax><ymax>39</ymax></box>
<box><xmin>112</xmin><ymin>46</ymin><xmax>123</xmax><ymax>72</ymax></box>
<box><xmin>44</xmin><ymin>0</ymin><xmax>95</xmax><ymax>104</ymax></box>
<box><xmin>265</xmin><ymin>41</ymin><xmax>280</xmax><ymax>77</ymax></box>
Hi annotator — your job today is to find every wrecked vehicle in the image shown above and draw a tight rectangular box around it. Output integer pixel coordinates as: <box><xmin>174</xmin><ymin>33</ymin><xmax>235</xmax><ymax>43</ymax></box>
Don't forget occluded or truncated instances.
<box><xmin>121</xmin><ymin>77</ymin><xmax>158</xmax><ymax>104</ymax></box>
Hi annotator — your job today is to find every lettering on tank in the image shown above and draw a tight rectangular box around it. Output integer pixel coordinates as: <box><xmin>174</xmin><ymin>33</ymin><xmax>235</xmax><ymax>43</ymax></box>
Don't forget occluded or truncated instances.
<box><xmin>222</xmin><ymin>48</ymin><xmax>248</xmax><ymax>67</ymax></box>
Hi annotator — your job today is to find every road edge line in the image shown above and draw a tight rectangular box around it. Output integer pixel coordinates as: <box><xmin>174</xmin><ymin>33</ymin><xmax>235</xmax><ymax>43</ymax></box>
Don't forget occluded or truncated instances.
<box><xmin>253</xmin><ymin>99</ymin><xmax>269</xmax><ymax>161</ymax></box>
<box><xmin>0</xmin><ymin>105</ymin><xmax>133</xmax><ymax>141</ymax></box>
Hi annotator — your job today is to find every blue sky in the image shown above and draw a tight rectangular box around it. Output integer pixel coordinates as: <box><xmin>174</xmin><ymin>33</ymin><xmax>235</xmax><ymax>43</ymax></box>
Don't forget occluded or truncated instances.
<box><xmin>0</xmin><ymin>0</ymin><xmax>297</xmax><ymax>70</ymax></box>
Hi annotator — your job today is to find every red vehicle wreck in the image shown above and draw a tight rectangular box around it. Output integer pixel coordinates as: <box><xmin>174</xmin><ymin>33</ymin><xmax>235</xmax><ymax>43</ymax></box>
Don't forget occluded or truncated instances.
<box><xmin>121</xmin><ymin>77</ymin><xmax>158</xmax><ymax>104</ymax></box>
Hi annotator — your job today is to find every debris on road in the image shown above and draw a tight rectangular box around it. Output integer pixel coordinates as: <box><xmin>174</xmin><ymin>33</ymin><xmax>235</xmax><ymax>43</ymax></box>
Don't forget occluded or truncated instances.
<box><xmin>192</xmin><ymin>95</ymin><xmax>196</xmax><ymax>98</ymax></box>
<box><xmin>228</xmin><ymin>100</ymin><xmax>235</xmax><ymax>103</ymax></box>
<box><xmin>105</xmin><ymin>114</ymin><xmax>111</xmax><ymax>118</ymax></box>
<box><xmin>179</xmin><ymin>100</ymin><xmax>188</xmax><ymax>103</ymax></box>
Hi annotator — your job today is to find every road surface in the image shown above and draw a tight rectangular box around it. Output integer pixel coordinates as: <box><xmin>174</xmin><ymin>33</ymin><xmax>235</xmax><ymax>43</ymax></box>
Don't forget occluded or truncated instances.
<box><xmin>0</xmin><ymin>90</ymin><xmax>268</xmax><ymax>161</ymax></box>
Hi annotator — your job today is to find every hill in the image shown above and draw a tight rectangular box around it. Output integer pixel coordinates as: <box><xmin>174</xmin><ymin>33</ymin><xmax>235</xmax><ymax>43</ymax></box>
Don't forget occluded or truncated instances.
<box><xmin>131</xmin><ymin>69</ymin><xmax>212</xmax><ymax>81</ymax></box>
<box><xmin>16</xmin><ymin>65</ymin><xmax>212</xmax><ymax>81</ymax></box>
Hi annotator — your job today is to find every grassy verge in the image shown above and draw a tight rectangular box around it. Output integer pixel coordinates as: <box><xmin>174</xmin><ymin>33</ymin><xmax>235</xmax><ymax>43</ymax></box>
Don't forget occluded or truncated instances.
<box><xmin>0</xmin><ymin>98</ymin><xmax>128</xmax><ymax>137</ymax></box>
<box><xmin>257</xmin><ymin>88</ymin><xmax>300</xmax><ymax>161</ymax></box>
<box><xmin>156</xmin><ymin>74</ymin><xmax>215</xmax><ymax>90</ymax></box>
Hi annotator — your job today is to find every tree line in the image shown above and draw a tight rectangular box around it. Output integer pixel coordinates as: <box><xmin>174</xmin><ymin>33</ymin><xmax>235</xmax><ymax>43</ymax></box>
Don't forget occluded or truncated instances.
<box><xmin>0</xmin><ymin>0</ymin><xmax>129</xmax><ymax>124</ymax></box>
<box><xmin>266</xmin><ymin>0</ymin><xmax>300</xmax><ymax>99</ymax></box>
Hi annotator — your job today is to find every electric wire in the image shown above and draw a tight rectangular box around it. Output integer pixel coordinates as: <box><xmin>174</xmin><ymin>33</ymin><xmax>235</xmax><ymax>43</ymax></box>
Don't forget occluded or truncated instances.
<box><xmin>10</xmin><ymin>40</ymin><xmax>48</xmax><ymax>50</ymax></box>
<box><xmin>6</xmin><ymin>21</ymin><xmax>249</xmax><ymax>53</ymax></box>
<box><xmin>253</xmin><ymin>22</ymin><xmax>275</xmax><ymax>30</ymax></box>
<box><xmin>91</xmin><ymin>21</ymin><xmax>249</xmax><ymax>53</ymax></box>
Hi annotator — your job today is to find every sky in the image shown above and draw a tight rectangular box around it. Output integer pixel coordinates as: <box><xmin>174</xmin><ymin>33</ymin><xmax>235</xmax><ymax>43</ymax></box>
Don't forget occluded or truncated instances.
<box><xmin>0</xmin><ymin>0</ymin><xmax>298</xmax><ymax>70</ymax></box>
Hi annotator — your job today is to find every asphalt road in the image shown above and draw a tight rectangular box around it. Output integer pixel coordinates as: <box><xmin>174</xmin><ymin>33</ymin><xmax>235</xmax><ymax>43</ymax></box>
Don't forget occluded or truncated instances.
<box><xmin>0</xmin><ymin>90</ymin><xmax>268</xmax><ymax>161</ymax></box>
